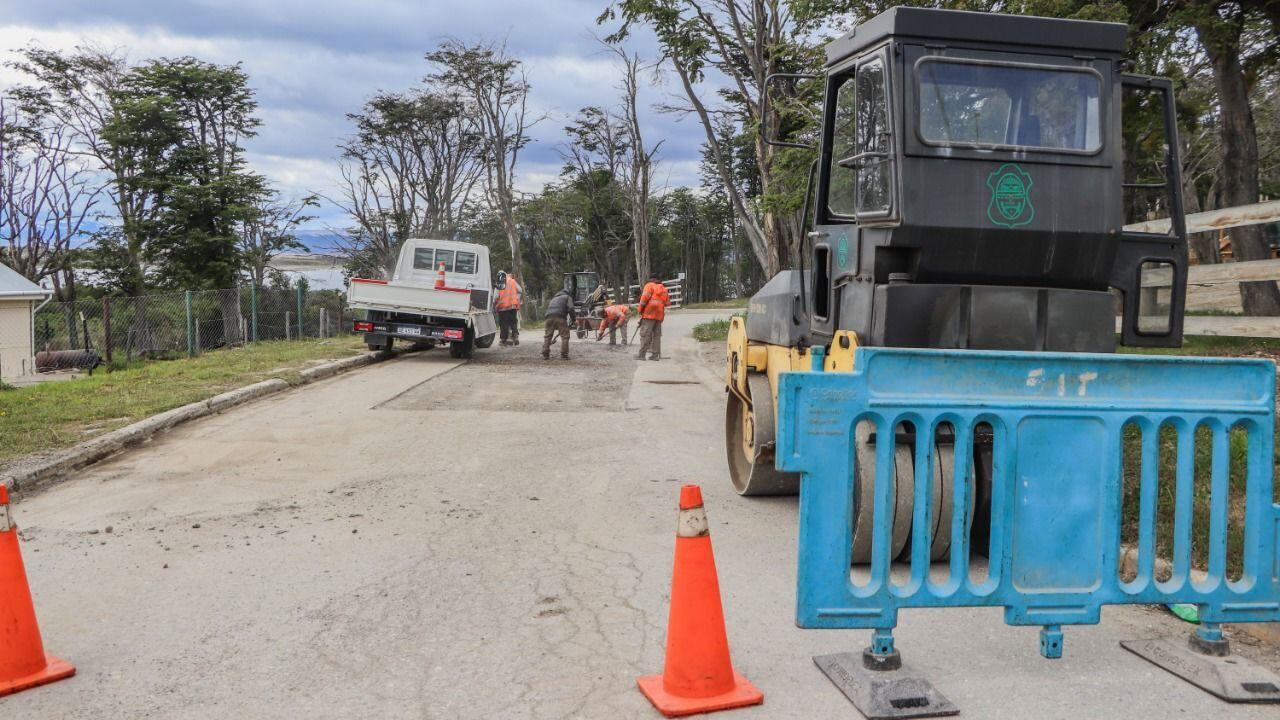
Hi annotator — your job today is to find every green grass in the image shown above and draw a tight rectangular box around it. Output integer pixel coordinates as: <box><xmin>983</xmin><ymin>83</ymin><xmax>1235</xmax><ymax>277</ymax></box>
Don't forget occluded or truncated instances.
<box><xmin>1122</xmin><ymin>334</ymin><xmax>1280</xmax><ymax>358</ymax></box>
<box><xmin>1119</xmin><ymin>423</ymin><xmax>1265</xmax><ymax>580</ymax></box>
<box><xmin>683</xmin><ymin>298</ymin><xmax>749</xmax><ymax>310</ymax></box>
<box><xmin>0</xmin><ymin>336</ymin><xmax>366</xmax><ymax>465</ymax></box>
<box><xmin>693</xmin><ymin>312</ymin><xmax>748</xmax><ymax>343</ymax></box>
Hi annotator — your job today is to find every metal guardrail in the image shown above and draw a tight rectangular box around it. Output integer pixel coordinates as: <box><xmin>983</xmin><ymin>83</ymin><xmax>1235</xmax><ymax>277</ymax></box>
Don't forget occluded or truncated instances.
<box><xmin>776</xmin><ymin>347</ymin><xmax>1279</xmax><ymax>657</ymax></box>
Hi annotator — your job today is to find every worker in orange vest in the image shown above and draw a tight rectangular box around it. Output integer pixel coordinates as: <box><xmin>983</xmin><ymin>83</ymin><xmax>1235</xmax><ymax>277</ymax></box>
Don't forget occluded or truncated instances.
<box><xmin>636</xmin><ymin>273</ymin><xmax>670</xmax><ymax>361</ymax></box>
<box><xmin>494</xmin><ymin>270</ymin><xmax>523</xmax><ymax>346</ymax></box>
<box><xmin>595</xmin><ymin>302</ymin><xmax>629</xmax><ymax>346</ymax></box>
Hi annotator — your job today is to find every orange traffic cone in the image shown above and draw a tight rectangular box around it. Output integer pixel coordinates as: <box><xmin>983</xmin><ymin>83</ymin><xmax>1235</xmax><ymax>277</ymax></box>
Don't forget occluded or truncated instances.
<box><xmin>0</xmin><ymin>485</ymin><xmax>75</xmax><ymax>697</ymax></box>
<box><xmin>434</xmin><ymin>262</ymin><xmax>447</xmax><ymax>289</ymax></box>
<box><xmin>637</xmin><ymin>485</ymin><xmax>763</xmax><ymax>717</ymax></box>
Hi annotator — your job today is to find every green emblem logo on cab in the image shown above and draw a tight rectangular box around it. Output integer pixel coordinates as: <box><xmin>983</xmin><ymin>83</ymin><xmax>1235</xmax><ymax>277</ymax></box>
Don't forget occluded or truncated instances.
<box><xmin>986</xmin><ymin>163</ymin><xmax>1034</xmax><ymax>228</ymax></box>
<box><xmin>836</xmin><ymin>233</ymin><xmax>849</xmax><ymax>269</ymax></box>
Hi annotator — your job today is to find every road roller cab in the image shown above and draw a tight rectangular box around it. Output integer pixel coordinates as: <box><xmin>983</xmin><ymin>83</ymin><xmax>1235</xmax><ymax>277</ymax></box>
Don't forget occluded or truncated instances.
<box><xmin>726</xmin><ymin>6</ymin><xmax>1190</xmax><ymax>499</ymax></box>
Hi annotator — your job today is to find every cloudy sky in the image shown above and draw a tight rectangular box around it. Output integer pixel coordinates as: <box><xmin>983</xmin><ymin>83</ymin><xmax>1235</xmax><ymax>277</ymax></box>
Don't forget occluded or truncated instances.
<box><xmin>0</xmin><ymin>0</ymin><xmax>707</xmax><ymax>235</ymax></box>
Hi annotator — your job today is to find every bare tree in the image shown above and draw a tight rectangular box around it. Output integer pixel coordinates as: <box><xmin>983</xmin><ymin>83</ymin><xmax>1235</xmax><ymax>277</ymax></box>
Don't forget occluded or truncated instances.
<box><xmin>561</xmin><ymin>106</ymin><xmax>632</xmax><ymax>298</ymax></box>
<box><xmin>0</xmin><ymin>99</ymin><xmax>100</xmax><ymax>300</ymax></box>
<box><xmin>606</xmin><ymin>0</ymin><xmax>814</xmax><ymax>277</ymax></box>
<box><xmin>427</xmin><ymin>40</ymin><xmax>538</xmax><ymax>291</ymax></box>
<box><xmin>238</xmin><ymin>192</ymin><xmax>319</xmax><ymax>288</ymax></box>
<box><xmin>329</xmin><ymin>90</ymin><xmax>485</xmax><ymax>277</ymax></box>
<box><xmin>607</xmin><ymin>44</ymin><xmax>664</xmax><ymax>285</ymax></box>
<box><xmin>7</xmin><ymin>47</ymin><xmax>163</xmax><ymax>295</ymax></box>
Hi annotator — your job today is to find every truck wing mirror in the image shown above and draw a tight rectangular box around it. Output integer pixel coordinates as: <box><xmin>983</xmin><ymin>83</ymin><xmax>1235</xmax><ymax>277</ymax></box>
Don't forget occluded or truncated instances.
<box><xmin>764</xmin><ymin>72</ymin><xmax>821</xmax><ymax>149</ymax></box>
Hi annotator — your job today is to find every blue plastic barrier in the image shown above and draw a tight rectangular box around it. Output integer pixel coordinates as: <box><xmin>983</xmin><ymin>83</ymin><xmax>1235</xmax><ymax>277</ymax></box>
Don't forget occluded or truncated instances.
<box><xmin>776</xmin><ymin>347</ymin><xmax>1280</xmax><ymax>657</ymax></box>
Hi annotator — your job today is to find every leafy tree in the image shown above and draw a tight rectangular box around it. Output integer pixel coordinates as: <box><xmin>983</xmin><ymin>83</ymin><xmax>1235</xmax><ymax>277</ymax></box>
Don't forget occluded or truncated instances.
<box><xmin>105</xmin><ymin>57</ymin><xmax>267</xmax><ymax>292</ymax></box>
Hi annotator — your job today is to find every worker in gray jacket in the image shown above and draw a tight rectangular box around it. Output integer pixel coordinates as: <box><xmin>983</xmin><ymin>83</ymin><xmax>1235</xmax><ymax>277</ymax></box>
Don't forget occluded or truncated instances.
<box><xmin>541</xmin><ymin>287</ymin><xmax>577</xmax><ymax>360</ymax></box>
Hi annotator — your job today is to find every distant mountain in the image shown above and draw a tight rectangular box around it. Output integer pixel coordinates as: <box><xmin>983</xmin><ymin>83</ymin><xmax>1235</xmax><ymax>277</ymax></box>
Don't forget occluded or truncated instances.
<box><xmin>294</xmin><ymin>231</ymin><xmax>345</xmax><ymax>252</ymax></box>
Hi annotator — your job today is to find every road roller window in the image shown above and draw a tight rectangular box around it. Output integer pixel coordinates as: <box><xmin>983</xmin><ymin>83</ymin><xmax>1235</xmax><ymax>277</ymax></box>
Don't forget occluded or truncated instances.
<box><xmin>827</xmin><ymin>54</ymin><xmax>892</xmax><ymax>219</ymax></box>
<box><xmin>814</xmin><ymin>246</ymin><xmax>831</xmax><ymax>320</ymax></box>
<box><xmin>827</xmin><ymin>75</ymin><xmax>858</xmax><ymax>216</ymax></box>
<box><xmin>853</xmin><ymin>59</ymin><xmax>892</xmax><ymax>217</ymax></box>
<box><xmin>1137</xmin><ymin>260</ymin><xmax>1174</xmax><ymax>334</ymax></box>
<box><xmin>917</xmin><ymin>59</ymin><xmax>1102</xmax><ymax>153</ymax></box>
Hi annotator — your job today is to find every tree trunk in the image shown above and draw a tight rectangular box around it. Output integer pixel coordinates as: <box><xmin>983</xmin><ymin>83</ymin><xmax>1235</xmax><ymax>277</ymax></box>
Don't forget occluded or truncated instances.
<box><xmin>1198</xmin><ymin>18</ymin><xmax>1280</xmax><ymax>314</ymax></box>
<box><xmin>219</xmin><ymin>289</ymin><xmax>244</xmax><ymax>346</ymax></box>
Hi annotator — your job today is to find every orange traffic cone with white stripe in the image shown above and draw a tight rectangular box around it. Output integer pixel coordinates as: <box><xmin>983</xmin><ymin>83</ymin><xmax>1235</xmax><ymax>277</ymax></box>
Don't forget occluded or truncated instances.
<box><xmin>434</xmin><ymin>262</ymin><xmax>447</xmax><ymax>289</ymax></box>
<box><xmin>0</xmin><ymin>485</ymin><xmax>75</xmax><ymax>697</ymax></box>
<box><xmin>637</xmin><ymin>485</ymin><xmax>763</xmax><ymax>717</ymax></box>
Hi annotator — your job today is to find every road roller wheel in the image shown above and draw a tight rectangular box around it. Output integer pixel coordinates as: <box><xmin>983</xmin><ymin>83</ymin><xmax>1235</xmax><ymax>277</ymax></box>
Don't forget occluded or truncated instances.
<box><xmin>725</xmin><ymin>374</ymin><xmax>800</xmax><ymax>496</ymax></box>
<box><xmin>852</xmin><ymin>427</ymin><xmax>976</xmax><ymax>565</ymax></box>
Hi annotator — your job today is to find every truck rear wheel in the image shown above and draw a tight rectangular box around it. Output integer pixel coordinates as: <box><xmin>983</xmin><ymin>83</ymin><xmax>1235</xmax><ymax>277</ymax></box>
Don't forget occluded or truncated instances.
<box><xmin>475</xmin><ymin>333</ymin><xmax>495</xmax><ymax>349</ymax></box>
<box><xmin>725</xmin><ymin>374</ymin><xmax>799</xmax><ymax>496</ymax></box>
<box><xmin>449</xmin><ymin>330</ymin><xmax>475</xmax><ymax>359</ymax></box>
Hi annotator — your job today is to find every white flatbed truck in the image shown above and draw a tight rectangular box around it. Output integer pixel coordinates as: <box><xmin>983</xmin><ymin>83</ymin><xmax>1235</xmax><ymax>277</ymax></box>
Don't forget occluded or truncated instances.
<box><xmin>348</xmin><ymin>239</ymin><xmax>498</xmax><ymax>359</ymax></box>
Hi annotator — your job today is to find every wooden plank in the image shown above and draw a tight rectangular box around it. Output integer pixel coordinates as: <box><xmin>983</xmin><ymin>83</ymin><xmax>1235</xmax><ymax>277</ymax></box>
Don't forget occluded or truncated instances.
<box><xmin>1187</xmin><ymin>258</ymin><xmax>1280</xmax><ymax>286</ymax></box>
<box><xmin>1184</xmin><ymin>316</ymin><xmax>1280</xmax><ymax>338</ymax></box>
<box><xmin>1124</xmin><ymin>199</ymin><xmax>1280</xmax><ymax>234</ymax></box>
<box><xmin>1117</xmin><ymin>315</ymin><xmax>1280</xmax><ymax>338</ymax></box>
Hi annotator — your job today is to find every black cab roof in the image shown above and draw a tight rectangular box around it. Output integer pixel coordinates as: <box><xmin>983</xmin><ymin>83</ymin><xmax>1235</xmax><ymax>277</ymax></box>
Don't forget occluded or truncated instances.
<box><xmin>824</xmin><ymin>7</ymin><xmax>1128</xmax><ymax>67</ymax></box>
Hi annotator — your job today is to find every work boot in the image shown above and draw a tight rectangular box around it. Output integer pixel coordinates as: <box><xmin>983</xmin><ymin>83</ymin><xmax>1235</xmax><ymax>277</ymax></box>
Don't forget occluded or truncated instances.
<box><xmin>561</xmin><ymin>355</ymin><xmax>570</xmax><ymax>361</ymax></box>
<box><xmin>649</xmin><ymin>355</ymin><xmax>661</xmax><ymax>361</ymax></box>
<box><xmin>542</xmin><ymin>353</ymin><xmax>550</xmax><ymax>360</ymax></box>
<box><xmin>514</xmin><ymin>338</ymin><xmax>520</xmax><ymax>346</ymax></box>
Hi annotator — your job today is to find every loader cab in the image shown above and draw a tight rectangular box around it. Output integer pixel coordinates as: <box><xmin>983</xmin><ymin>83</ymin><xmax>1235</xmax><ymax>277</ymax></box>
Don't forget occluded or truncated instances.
<box><xmin>805</xmin><ymin>7</ymin><xmax>1188</xmax><ymax>352</ymax></box>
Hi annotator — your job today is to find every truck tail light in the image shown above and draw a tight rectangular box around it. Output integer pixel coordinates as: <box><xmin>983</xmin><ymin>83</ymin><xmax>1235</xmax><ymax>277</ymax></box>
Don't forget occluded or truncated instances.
<box><xmin>354</xmin><ymin>321</ymin><xmax>374</xmax><ymax>332</ymax></box>
<box><xmin>443</xmin><ymin>329</ymin><xmax>464</xmax><ymax>340</ymax></box>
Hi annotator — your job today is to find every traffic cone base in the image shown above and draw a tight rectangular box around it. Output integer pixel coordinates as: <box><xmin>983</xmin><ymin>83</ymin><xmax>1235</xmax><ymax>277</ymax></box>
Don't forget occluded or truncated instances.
<box><xmin>0</xmin><ymin>655</ymin><xmax>75</xmax><ymax>698</ymax></box>
<box><xmin>637</xmin><ymin>671</ymin><xmax>763</xmax><ymax>718</ymax></box>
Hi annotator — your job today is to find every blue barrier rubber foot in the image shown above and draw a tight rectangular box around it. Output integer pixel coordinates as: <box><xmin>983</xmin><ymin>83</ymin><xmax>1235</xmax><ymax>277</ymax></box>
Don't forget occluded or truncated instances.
<box><xmin>1040</xmin><ymin>625</ymin><xmax>1063</xmax><ymax>659</ymax></box>
<box><xmin>862</xmin><ymin>647</ymin><xmax>902</xmax><ymax>672</ymax></box>
<box><xmin>1190</xmin><ymin>624</ymin><xmax>1230</xmax><ymax>657</ymax></box>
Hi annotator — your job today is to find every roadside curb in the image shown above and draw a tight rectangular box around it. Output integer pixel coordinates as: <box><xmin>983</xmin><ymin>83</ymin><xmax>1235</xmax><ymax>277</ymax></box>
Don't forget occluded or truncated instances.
<box><xmin>0</xmin><ymin>350</ymin><xmax>397</xmax><ymax>497</ymax></box>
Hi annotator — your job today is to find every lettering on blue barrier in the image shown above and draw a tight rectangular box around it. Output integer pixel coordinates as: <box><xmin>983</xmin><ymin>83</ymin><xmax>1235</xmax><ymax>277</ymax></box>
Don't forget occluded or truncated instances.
<box><xmin>1025</xmin><ymin>368</ymin><xmax>1099</xmax><ymax>397</ymax></box>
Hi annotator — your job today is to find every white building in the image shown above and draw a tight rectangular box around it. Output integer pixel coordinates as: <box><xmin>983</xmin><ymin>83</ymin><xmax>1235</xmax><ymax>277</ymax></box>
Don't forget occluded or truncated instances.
<box><xmin>0</xmin><ymin>262</ymin><xmax>51</xmax><ymax>383</ymax></box>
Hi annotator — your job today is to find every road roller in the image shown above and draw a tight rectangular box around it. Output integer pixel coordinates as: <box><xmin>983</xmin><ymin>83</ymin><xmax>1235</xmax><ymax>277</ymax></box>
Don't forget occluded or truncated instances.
<box><xmin>725</xmin><ymin>6</ymin><xmax>1190</xmax><ymax>562</ymax></box>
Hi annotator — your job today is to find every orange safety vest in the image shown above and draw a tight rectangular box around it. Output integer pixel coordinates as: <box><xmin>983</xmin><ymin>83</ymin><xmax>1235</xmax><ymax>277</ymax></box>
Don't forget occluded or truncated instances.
<box><xmin>639</xmin><ymin>281</ymin><xmax>670</xmax><ymax>322</ymax></box>
<box><xmin>597</xmin><ymin>304</ymin><xmax>628</xmax><ymax>339</ymax></box>
<box><xmin>602</xmin><ymin>304</ymin><xmax>628</xmax><ymax>326</ymax></box>
<box><xmin>496</xmin><ymin>276</ymin><xmax>522</xmax><ymax>310</ymax></box>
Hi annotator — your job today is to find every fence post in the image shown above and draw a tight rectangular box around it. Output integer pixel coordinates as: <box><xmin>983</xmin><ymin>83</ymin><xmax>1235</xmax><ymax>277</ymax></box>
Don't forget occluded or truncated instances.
<box><xmin>296</xmin><ymin>285</ymin><xmax>304</xmax><ymax>339</ymax></box>
<box><xmin>102</xmin><ymin>296</ymin><xmax>113</xmax><ymax>365</ymax></box>
<box><xmin>250</xmin><ymin>284</ymin><xmax>259</xmax><ymax>343</ymax></box>
<box><xmin>185</xmin><ymin>290</ymin><xmax>195</xmax><ymax>357</ymax></box>
<box><xmin>285</xmin><ymin>312</ymin><xmax>292</xmax><ymax>340</ymax></box>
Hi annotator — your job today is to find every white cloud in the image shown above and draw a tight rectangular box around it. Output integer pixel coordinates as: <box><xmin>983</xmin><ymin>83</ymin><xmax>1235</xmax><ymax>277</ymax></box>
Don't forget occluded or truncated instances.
<box><xmin>0</xmin><ymin>3</ymin><xmax>709</xmax><ymax>235</ymax></box>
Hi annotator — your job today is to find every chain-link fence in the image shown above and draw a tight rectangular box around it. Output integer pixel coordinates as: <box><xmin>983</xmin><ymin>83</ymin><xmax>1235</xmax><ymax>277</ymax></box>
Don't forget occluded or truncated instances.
<box><xmin>3</xmin><ymin>286</ymin><xmax>351</xmax><ymax>379</ymax></box>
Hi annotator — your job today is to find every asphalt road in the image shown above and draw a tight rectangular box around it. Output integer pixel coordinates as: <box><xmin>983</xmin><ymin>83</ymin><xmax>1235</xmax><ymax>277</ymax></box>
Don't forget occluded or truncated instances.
<box><xmin>7</xmin><ymin>310</ymin><xmax>1280</xmax><ymax>719</ymax></box>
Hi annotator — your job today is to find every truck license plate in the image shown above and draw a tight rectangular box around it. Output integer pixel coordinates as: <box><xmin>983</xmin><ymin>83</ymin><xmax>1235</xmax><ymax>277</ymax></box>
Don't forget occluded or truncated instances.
<box><xmin>399</xmin><ymin>326</ymin><xmax>423</xmax><ymax>336</ymax></box>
